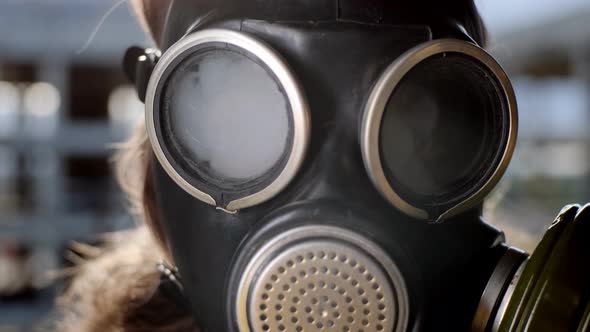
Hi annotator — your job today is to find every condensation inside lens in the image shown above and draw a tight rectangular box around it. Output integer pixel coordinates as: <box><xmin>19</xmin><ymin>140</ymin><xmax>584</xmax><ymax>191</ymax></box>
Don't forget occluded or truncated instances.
<box><xmin>164</xmin><ymin>48</ymin><xmax>290</xmax><ymax>184</ymax></box>
<box><xmin>380</xmin><ymin>53</ymin><xmax>504</xmax><ymax>202</ymax></box>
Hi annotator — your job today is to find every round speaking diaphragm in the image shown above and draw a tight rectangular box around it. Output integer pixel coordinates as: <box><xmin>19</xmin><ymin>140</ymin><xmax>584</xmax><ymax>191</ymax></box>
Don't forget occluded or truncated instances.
<box><xmin>361</xmin><ymin>39</ymin><xmax>517</xmax><ymax>221</ymax></box>
<box><xmin>145</xmin><ymin>29</ymin><xmax>310</xmax><ymax>211</ymax></box>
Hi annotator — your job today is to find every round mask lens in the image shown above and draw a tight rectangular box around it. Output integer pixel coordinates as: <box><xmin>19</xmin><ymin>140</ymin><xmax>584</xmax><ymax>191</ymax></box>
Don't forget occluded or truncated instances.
<box><xmin>163</xmin><ymin>48</ymin><xmax>291</xmax><ymax>186</ymax></box>
<box><xmin>362</xmin><ymin>40</ymin><xmax>517</xmax><ymax>220</ymax></box>
<box><xmin>381</xmin><ymin>53</ymin><xmax>504</xmax><ymax>200</ymax></box>
<box><xmin>146</xmin><ymin>30</ymin><xmax>310</xmax><ymax>210</ymax></box>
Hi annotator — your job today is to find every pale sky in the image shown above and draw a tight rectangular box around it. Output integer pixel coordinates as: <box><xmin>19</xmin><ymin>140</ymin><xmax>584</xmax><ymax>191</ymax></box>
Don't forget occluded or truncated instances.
<box><xmin>476</xmin><ymin>0</ymin><xmax>590</xmax><ymax>34</ymax></box>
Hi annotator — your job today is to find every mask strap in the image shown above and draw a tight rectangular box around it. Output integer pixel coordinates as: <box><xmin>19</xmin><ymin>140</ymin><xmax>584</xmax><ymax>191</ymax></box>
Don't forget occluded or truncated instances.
<box><xmin>123</xmin><ymin>47</ymin><xmax>161</xmax><ymax>102</ymax></box>
<box><xmin>157</xmin><ymin>261</ymin><xmax>192</xmax><ymax>312</ymax></box>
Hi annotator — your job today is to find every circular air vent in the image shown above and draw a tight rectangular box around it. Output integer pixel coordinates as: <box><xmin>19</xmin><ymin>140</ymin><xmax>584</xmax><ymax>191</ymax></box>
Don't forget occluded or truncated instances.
<box><xmin>236</xmin><ymin>226</ymin><xmax>409</xmax><ymax>332</ymax></box>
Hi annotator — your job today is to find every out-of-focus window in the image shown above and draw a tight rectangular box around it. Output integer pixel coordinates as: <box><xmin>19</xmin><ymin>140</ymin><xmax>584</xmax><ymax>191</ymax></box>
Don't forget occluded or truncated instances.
<box><xmin>0</xmin><ymin>147</ymin><xmax>18</xmax><ymax>211</ymax></box>
<box><xmin>0</xmin><ymin>81</ymin><xmax>20</xmax><ymax>137</ymax></box>
<box><xmin>108</xmin><ymin>85</ymin><xmax>144</xmax><ymax>131</ymax></box>
<box><xmin>23</xmin><ymin>82</ymin><xmax>61</xmax><ymax>138</ymax></box>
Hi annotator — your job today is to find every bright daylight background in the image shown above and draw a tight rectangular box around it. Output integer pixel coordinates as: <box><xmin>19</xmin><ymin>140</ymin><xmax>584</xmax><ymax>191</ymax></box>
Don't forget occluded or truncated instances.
<box><xmin>0</xmin><ymin>0</ymin><xmax>589</xmax><ymax>330</ymax></box>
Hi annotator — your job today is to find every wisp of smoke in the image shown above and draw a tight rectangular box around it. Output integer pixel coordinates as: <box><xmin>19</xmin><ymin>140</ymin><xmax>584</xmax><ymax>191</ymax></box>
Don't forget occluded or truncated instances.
<box><xmin>76</xmin><ymin>0</ymin><xmax>129</xmax><ymax>55</ymax></box>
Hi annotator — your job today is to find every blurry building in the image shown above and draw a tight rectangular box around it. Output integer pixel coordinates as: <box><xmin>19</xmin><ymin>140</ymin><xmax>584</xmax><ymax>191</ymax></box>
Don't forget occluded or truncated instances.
<box><xmin>479</xmin><ymin>1</ymin><xmax>590</xmax><ymax>251</ymax></box>
<box><xmin>0</xmin><ymin>2</ymin><xmax>150</xmax><ymax>330</ymax></box>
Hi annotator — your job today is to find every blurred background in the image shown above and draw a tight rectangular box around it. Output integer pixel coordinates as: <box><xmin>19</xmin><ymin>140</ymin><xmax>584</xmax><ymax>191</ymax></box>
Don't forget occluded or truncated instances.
<box><xmin>0</xmin><ymin>0</ymin><xmax>589</xmax><ymax>330</ymax></box>
<box><xmin>0</xmin><ymin>1</ymin><xmax>150</xmax><ymax>330</ymax></box>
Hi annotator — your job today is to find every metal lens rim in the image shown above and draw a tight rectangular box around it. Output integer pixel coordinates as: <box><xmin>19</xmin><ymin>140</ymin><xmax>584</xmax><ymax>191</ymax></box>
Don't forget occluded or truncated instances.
<box><xmin>145</xmin><ymin>29</ymin><xmax>310</xmax><ymax>211</ymax></box>
<box><xmin>361</xmin><ymin>39</ymin><xmax>518</xmax><ymax>221</ymax></box>
<box><xmin>235</xmin><ymin>225</ymin><xmax>409</xmax><ymax>332</ymax></box>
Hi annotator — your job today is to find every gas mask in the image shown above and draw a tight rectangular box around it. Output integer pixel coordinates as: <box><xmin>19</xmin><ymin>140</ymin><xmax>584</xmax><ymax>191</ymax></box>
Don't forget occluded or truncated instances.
<box><xmin>123</xmin><ymin>1</ymin><xmax>590</xmax><ymax>331</ymax></box>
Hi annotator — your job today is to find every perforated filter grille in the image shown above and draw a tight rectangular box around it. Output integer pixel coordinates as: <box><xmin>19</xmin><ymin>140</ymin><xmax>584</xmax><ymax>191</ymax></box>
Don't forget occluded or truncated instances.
<box><xmin>249</xmin><ymin>241</ymin><xmax>399</xmax><ymax>332</ymax></box>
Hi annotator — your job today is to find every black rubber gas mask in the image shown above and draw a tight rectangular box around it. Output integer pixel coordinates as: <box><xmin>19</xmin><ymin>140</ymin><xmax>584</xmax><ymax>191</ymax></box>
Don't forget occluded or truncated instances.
<box><xmin>124</xmin><ymin>1</ymin><xmax>590</xmax><ymax>331</ymax></box>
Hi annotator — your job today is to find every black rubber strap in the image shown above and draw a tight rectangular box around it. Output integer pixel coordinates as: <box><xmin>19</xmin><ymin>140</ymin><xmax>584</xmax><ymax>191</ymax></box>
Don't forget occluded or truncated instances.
<box><xmin>157</xmin><ymin>262</ymin><xmax>192</xmax><ymax>313</ymax></box>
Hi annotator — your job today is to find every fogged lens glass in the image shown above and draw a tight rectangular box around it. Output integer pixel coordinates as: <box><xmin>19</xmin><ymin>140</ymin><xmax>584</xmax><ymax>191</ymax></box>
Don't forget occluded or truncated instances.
<box><xmin>159</xmin><ymin>46</ymin><xmax>292</xmax><ymax>191</ymax></box>
<box><xmin>380</xmin><ymin>53</ymin><xmax>508</xmax><ymax>206</ymax></box>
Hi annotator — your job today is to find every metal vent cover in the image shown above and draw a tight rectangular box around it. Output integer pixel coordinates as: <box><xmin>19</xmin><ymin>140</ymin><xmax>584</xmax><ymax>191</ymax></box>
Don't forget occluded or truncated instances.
<box><xmin>236</xmin><ymin>226</ymin><xmax>409</xmax><ymax>332</ymax></box>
